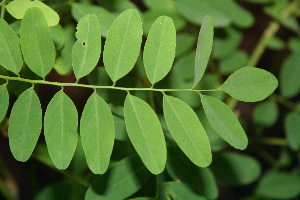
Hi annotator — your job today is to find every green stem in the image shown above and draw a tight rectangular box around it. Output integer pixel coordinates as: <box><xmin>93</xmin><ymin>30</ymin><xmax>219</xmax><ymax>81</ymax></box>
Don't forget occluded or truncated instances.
<box><xmin>246</xmin><ymin>21</ymin><xmax>280</xmax><ymax>67</ymax></box>
<box><xmin>269</xmin><ymin>93</ymin><xmax>300</xmax><ymax>111</ymax></box>
<box><xmin>0</xmin><ymin>0</ymin><xmax>6</xmax><ymax>7</ymax></box>
<box><xmin>250</xmin><ymin>137</ymin><xmax>288</xmax><ymax>147</ymax></box>
<box><xmin>0</xmin><ymin>1</ymin><xmax>6</xmax><ymax>19</ymax></box>
<box><xmin>0</xmin><ymin>75</ymin><xmax>220</xmax><ymax>93</ymax></box>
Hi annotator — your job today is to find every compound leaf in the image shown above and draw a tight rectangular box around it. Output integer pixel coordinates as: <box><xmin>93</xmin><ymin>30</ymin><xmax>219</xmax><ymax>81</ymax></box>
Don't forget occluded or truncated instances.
<box><xmin>193</xmin><ymin>15</ymin><xmax>214</xmax><ymax>88</ymax></box>
<box><xmin>85</xmin><ymin>156</ymin><xmax>152</xmax><ymax>200</ymax></box>
<box><xmin>103</xmin><ymin>9</ymin><xmax>142</xmax><ymax>83</ymax></box>
<box><xmin>163</xmin><ymin>95</ymin><xmax>212</xmax><ymax>167</ymax></box>
<box><xmin>0</xmin><ymin>18</ymin><xmax>23</xmax><ymax>74</ymax></box>
<box><xmin>220</xmin><ymin>67</ymin><xmax>278</xmax><ymax>102</ymax></box>
<box><xmin>201</xmin><ymin>95</ymin><xmax>248</xmax><ymax>150</ymax></box>
<box><xmin>72</xmin><ymin>14</ymin><xmax>101</xmax><ymax>80</ymax></box>
<box><xmin>6</xmin><ymin>0</ymin><xmax>59</xmax><ymax>26</ymax></box>
<box><xmin>80</xmin><ymin>92</ymin><xmax>114</xmax><ymax>174</ymax></box>
<box><xmin>20</xmin><ymin>7</ymin><xmax>55</xmax><ymax>78</ymax></box>
<box><xmin>44</xmin><ymin>90</ymin><xmax>78</xmax><ymax>170</ymax></box>
<box><xmin>8</xmin><ymin>88</ymin><xmax>42</xmax><ymax>162</ymax></box>
<box><xmin>143</xmin><ymin>16</ymin><xmax>176</xmax><ymax>85</ymax></box>
<box><xmin>124</xmin><ymin>94</ymin><xmax>166</xmax><ymax>174</ymax></box>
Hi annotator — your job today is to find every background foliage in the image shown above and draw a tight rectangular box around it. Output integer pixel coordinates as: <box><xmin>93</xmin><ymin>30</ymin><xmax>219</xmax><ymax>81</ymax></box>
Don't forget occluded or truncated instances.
<box><xmin>0</xmin><ymin>0</ymin><xmax>299</xmax><ymax>199</ymax></box>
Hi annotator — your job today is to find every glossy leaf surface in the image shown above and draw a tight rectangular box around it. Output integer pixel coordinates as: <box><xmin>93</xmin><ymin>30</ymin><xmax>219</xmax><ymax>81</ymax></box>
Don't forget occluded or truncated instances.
<box><xmin>80</xmin><ymin>93</ymin><xmax>114</xmax><ymax>174</ymax></box>
<box><xmin>0</xmin><ymin>18</ymin><xmax>23</xmax><ymax>74</ymax></box>
<box><xmin>0</xmin><ymin>85</ymin><xmax>9</xmax><ymax>123</ymax></box>
<box><xmin>103</xmin><ymin>9</ymin><xmax>143</xmax><ymax>83</ymax></box>
<box><xmin>72</xmin><ymin>14</ymin><xmax>101</xmax><ymax>80</ymax></box>
<box><xmin>193</xmin><ymin>15</ymin><xmax>214</xmax><ymax>88</ymax></box>
<box><xmin>143</xmin><ymin>16</ymin><xmax>176</xmax><ymax>85</ymax></box>
<box><xmin>8</xmin><ymin>88</ymin><xmax>42</xmax><ymax>162</ymax></box>
<box><xmin>44</xmin><ymin>91</ymin><xmax>78</xmax><ymax>169</ymax></box>
<box><xmin>201</xmin><ymin>95</ymin><xmax>248</xmax><ymax>150</ymax></box>
<box><xmin>163</xmin><ymin>95</ymin><xmax>212</xmax><ymax>167</ymax></box>
<box><xmin>20</xmin><ymin>7</ymin><xmax>55</xmax><ymax>78</ymax></box>
<box><xmin>220</xmin><ymin>67</ymin><xmax>278</xmax><ymax>102</ymax></box>
<box><xmin>124</xmin><ymin>94</ymin><xmax>166</xmax><ymax>174</ymax></box>
<box><xmin>85</xmin><ymin>156</ymin><xmax>152</xmax><ymax>200</ymax></box>
<box><xmin>6</xmin><ymin>0</ymin><xmax>59</xmax><ymax>26</ymax></box>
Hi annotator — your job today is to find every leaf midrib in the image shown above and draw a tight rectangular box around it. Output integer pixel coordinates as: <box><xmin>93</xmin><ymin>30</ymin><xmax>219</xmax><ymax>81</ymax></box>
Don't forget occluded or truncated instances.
<box><xmin>0</xmin><ymin>28</ymin><xmax>18</xmax><ymax>73</ymax></box>
<box><xmin>202</xmin><ymin>96</ymin><xmax>245</xmax><ymax>148</ymax></box>
<box><xmin>128</xmin><ymin>95</ymin><xmax>160</xmax><ymax>173</ymax></box>
<box><xmin>165</xmin><ymin>96</ymin><xmax>208</xmax><ymax>166</ymax></box>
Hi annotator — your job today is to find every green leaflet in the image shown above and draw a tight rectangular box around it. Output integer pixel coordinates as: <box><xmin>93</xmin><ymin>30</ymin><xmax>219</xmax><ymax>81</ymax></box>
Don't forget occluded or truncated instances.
<box><xmin>280</xmin><ymin>53</ymin><xmax>300</xmax><ymax>98</ymax></box>
<box><xmin>44</xmin><ymin>90</ymin><xmax>78</xmax><ymax>170</ymax></box>
<box><xmin>20</xmin><ymin>7</ymin><xmax>56</xmax><ymax>78</ymax></box>
<box><xmin>166</xmin><ymin>147</ymin><xmax>218</xmax><ymax>199</ymax></box>
<box><xmin>85</xmin><ymin>156</ymin><xmax>152</xmax><ymax>200</ymax></box>
<box><xmin>175</xmin><ymin>0</ymin><xmax>230</xmax><ymax>27</ymax></box>
<box><xmin>8</xmin><ymin>88</ymin><xmax>42</xmax><ymax>162</ymax></box>
<box><xmin>220</xmin><ymin>67</ymin><xmax>278</xmax><ymax>102</ymax></box>
<box><xmin>253</xmin><ymin>100</ymin><xmax>278</xmax><ymax>126</ymax></box>
<box><xmin>213</xmin><ymin>26</ymin><xmax>242</xmax><ymax>59</ymax></box>
<box><xmin>175</xmin><ymin>33</ymin><xmax>195</xmax><ymax>57</ymax></box>
<box><xmin>210</xmin><ymin>152</ymin><xmax>261</xmax><ymax>186</ymax></box>
<box><xmin>71</xmin><ymin>3</ymin><xmax>115</xmax><ymax>37</ymax></box>
<box><xmin>103</xmin><ymin>9</ymin><xmax>143</xmax><ymax>83</ymax></box>
<box><xmin>34</xmin><ymin>181</ymin><xmax>78</xmax><ymax>200</ymax></box>
<box><xmin>143</xmin><ymin>16</ymin><xmax>176</xmax><ymax>85</ymax></box>
<box><xmin>124</xmin><ymin>94</ymin><xmax>166</xmax><ymax>174</ymax></box>
<box><xmin>6</xmin><ymin>0</ymin><xmax>59</xmax><ymax>27</ymax></box>
<box><xmin>0</xmin><ymin>85</ymin><xmax>9</xmax><ymax>123</ymax></box>
<box><xmin>193</xmin><ymin>15</ymin><xmax>214</xmax><ymax>88</ymax></box>
<box><xmin>58</xmin><ymin>25</ymin><xmax>76</xmax><ymax>75</ymax></box>
<box><xmin>209</xmin><ymin>0</ymin><xmax>254</xmax><ymax>28</ymax></box>
<box><xmin>219</xmin><ymin>50</ymin><xmax>248</xmax><ymax>75</ymax></box>
<box><xmin>72</xmin><ymin>14</ymin><xmax>101</xmax><ymax>80</ymax></box>
<box><xmin>162</xmin><ymin>182</ymin><xmax>206</xmax><ymax>200</ymax></box>
<box><xmin>80</xmin><ymin>92</ymin><xmax>114</xmax><ymax>174</ymax></box>
<box><xmin>255</xmin><ymin>171</ymin><xmax>300</xmax><ymax>199</ymax></box>
<box><xmin>201</xmin><ymin>95</ymin><xmax>248</xmax><ymax>150</ymax></box>
<box><xmin>163</xmin><ymin>95</ymin><xmax>212</xmax><ymax>167</ymax></box>
<box><xmin>0</xmin><ymin>18</ymin><xmax>23</xmax><ymax>74</ymax></box>
<box><xmin>49</xmin><ymin>24</ymin><xmax>65</xmax><ymax>50</ymax></box>
<box><xmin>284</xmin><ymin>112</ymin><xmax>300</xmax><ymax>150</ymax></box>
